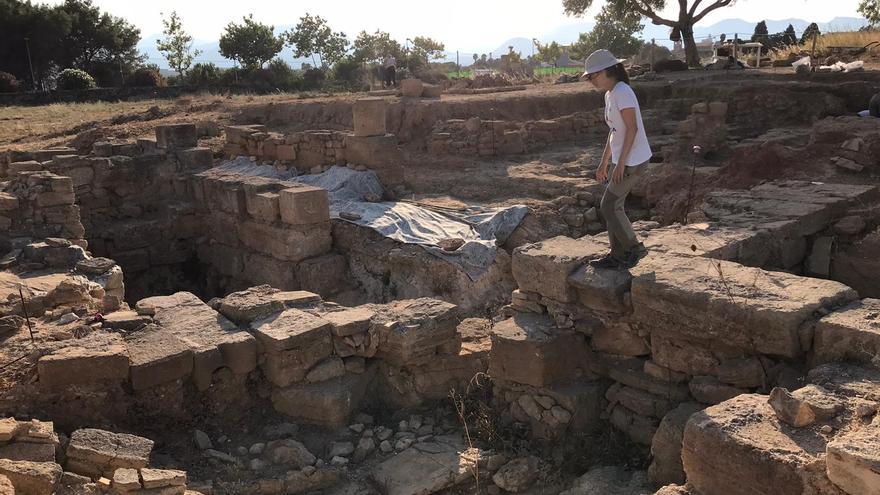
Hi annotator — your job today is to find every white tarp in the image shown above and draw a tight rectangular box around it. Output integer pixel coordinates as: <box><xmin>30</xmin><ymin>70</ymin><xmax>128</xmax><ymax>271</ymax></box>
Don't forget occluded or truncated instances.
<box><xmin>214</xmin><ymin>160</ymin><xmax>528</xmax><ymax>280</ymax></box>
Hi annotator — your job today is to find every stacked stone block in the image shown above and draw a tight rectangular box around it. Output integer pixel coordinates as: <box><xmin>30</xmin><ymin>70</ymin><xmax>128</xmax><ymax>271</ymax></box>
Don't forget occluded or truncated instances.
<box><xmin>499</xmin><ymin>179</ymin><xmax>879</xmax><ymax>486</ymax></box>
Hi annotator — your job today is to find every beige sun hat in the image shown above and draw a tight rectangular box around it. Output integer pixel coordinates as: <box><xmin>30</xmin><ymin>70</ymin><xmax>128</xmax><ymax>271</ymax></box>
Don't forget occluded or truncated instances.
<box><xmin>583</xmin><ymin>49</ymin><xmax>625</xmax><ymax>76</ymax></box>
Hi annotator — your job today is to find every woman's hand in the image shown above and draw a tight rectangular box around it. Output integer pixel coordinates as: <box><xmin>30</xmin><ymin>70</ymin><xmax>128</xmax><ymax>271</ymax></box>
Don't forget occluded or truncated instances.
<box><xmin>611</xmin><ymin>164</ymin><xmax>625</xmax><ymax>184</ymax></box>
<box><xmin>596</xmin><ymin>162</ymin><xmax>609</xmax><ymax>182</ymax></box>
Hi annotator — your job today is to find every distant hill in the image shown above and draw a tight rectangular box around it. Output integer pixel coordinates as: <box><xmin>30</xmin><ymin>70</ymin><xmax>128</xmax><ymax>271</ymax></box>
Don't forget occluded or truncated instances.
<box><xmin>139</xmin><ymin>16</ymin><xmax>870</xmax><ymax>70</ymax></box>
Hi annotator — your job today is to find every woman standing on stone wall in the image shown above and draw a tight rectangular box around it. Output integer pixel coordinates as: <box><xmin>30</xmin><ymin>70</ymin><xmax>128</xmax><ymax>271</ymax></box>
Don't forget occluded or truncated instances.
<box><xmin>583</xmin><ymin>49</ymin><xmax>652</xmax><ymax>269</ymax></box>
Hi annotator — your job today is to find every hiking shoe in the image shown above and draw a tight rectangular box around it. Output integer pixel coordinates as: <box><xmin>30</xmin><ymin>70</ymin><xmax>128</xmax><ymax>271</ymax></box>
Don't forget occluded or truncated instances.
<box><xmin>621</xmin><ymin>244</ymin><xmax>649</xmax><ymax>269</ymax></box>
<box><xmin>589</xmin><ymin>255</ymin><xmax>622</xmax><ymax>269</ymax></box>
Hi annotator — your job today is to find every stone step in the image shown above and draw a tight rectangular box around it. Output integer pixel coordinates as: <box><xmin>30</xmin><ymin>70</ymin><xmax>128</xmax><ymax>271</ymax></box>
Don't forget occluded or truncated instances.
<box><xmin>489</xmin><ymin>313</ymin><xmax>589</xmax><ymax>388</ymax></box>
<box><xmin>629</xmin><ymin>254</ymin><xmax>858</xmax><ymax>358</ymax></box>
<box><xmin>812</xmin><ymin>298</ymin><xmax>880</xmax><ymax>368</ymax></box>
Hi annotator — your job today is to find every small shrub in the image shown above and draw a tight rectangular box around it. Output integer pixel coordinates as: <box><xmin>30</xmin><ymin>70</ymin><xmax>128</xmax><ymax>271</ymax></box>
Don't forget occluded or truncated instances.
<box><xmin>265</xmin><ymin>59</ymin><xmax>299</xmax><ymax>88</ymax></box>
<box><xmin>0</xmin><ymin>71</ymin><xmax>21</xmax><ymax>93</ymax></box>
<box><xmin>188</xmin><ymin>63</ymin><xmax>222</xmax><ymax>86</ymax></box>
<box><xmin>332</xmin><ymin>57</ymin><xmax>364</xmax><ymax>88</ymax></box>
<box><xmin>127</xmin><ymin>67</ymin><xmax>166</xmax><ymax>88</ymax></box>
<box><xmin>301</xmin><ymin>67</ymin><xmax>326</xmax><ymax>90</ymax></box>
<box><xmin>57</xmin><ymin>69</ymin><xmax>96</xmax><ymax>90</ymax></box>
<box><xmin>220</xmin><ymin>67</ymin><xmax>246</xmax><ymax>86</ymax></box>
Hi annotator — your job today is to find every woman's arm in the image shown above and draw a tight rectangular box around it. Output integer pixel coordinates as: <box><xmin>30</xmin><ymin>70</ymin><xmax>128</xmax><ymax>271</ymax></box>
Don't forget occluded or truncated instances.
<box><xmin>612</xmin><ymin>107</ymin><xmax>639</xmax><ymax>184</ymax></box>
<box><xmin>597</xmin><ymin>131</ymin><xmax>612</xmax><ymax>182</ymax></box>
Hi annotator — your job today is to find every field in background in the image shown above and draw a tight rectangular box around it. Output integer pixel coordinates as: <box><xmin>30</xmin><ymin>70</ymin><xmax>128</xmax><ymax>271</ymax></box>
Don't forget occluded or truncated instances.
<box><xmin>774</xmin><ymin>31</ymin><xmax>880</xmax><ymax>59</ymax></box>
<box><xmin>447</xmin><ymin>66</ymin><xmax>582</xmax><ymax>78</ymax></box>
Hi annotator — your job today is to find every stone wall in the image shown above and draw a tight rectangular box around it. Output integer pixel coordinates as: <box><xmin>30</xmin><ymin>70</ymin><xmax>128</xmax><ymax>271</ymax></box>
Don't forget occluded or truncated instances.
<box><xmin>494</xmin><ymin>179</ymin><xmax>879</xmax><ymax>486</ymax></box>
<box><xmin>428</xmin><ymin>111</ymin><xmax>606</xmax><ymax>157</ymax></box>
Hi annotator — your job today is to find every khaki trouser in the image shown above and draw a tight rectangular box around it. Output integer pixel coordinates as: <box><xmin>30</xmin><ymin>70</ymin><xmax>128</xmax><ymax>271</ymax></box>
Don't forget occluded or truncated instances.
<box><xmin>600</xmin><ymin>162</ymin><xmax>647</xmax><ymax>259</ymax></box>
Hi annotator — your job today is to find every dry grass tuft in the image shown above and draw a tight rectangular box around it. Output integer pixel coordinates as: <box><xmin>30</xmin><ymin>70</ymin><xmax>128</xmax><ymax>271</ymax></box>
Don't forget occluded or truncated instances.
<box><xmin>773</xmin><ymin>31</ymin><xmax>880</xmax><ymax>60</ymax></box>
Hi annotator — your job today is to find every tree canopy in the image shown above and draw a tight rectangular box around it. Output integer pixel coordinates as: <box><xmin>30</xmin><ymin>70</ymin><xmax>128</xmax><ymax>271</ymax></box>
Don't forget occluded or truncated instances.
<box><xmin>156</xmin><ymin>11</ymin><xmax>202</xmax><ymax>77</ymax></box>
<box><xmin>410</xmin><ymin>36</ymin><xmax>446</xmax><ymax>64</ymax></box>
<box><xmin>219</xmin><ymin>14</ymin><xmax>284</xmax><ymax>70</ymax></box>
<box><xmin>563</xmin><ymin>0</ymin><xmax>737</xmax><ymax>66</ymax></box>
<box><xmin>351</xmin><ymin>30</ymin><xmax>403</xmax><ymax>63</ymax></box>
<box><xmin>536</xmin><ymin>41</ymin><xmax>563</xmax><ymax>66</ymax></box>
<box><xmin>0</xmin><ymin>0</ymin><xmax>142</xmax><ymax>88</ymax></box>
<box><xmin>571</xmin><ymin>3</ymin><xmax>644</xmax><ymax>61</ymax></box>
<box><xmin>286</xmin><ymin>13</ymin><xmax>349</xmax><ymax>68</ymax></box>
<box><xmin>859</xmin><ymin>0</ymin><xmax>880</xmax><ymax>26</ymax></box>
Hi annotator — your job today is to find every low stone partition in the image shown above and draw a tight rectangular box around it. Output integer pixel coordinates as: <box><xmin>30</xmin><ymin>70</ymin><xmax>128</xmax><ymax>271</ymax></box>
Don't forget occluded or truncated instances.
<box><xmin>0</xmin><ymin>418</ymin><xmax>197</xmax><ymax>494</ymax></box>
<box><xmin>491</xmin><ymin>178</ymin><xmax>880</xmax><ymax>488</ymax></box>
<box><xmin>0</xmin><ymin>171</ymin><xmax>84</xmax><ymax>244</ymax></box>
<box><xmin>18</xmin><ymin>283</ymin><xmax>487</xmax><ymax>430</ymax></box>
<box><xmin>427</xmin><ymin>111</ymin><xmax>606</xmax><ymax>157</ymax></box>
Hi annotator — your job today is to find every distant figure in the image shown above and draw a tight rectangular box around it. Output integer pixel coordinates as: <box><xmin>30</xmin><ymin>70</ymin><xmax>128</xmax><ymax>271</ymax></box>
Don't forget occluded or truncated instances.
<box><xmin>383</xmin><ymin>54</ymin><xmax>397</xmax><ymax>88</ymax></box>
<box><xmin>871</xmin><ymin>93</ymin><xmax>880</xmax><ymax>118</ymax></box>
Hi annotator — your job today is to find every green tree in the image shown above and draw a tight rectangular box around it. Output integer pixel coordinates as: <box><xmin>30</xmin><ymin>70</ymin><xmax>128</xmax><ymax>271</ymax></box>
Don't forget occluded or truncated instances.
<box><xmin>410</xmin><ymin>36</ymin><xmax>445</xmax><ymax>65</ymax></box>
<box><xmin>800</xmin><ymin>22</ymin><xmax>821</xmax><ymax>44</ymax></box>
<box><xmin>351</xmin><ymin>30</ymin><xmax>403</xmax><ymax>63</ymax></box>
<box><xmin>286</xmin><ymin>14</ymin><xmax>349</xmax><ymax>68</ymax></box>
<box><xmin>571</xmin><ymin>3</ymin><xmax>644</xmax><ymax>60</ymax></box>
<box><xmin>751</xmin><ymin>20</ymin><xmax>770</xmax><ymax>48</ymax></box>
<box><xmin>782</xmin><ymin>24</ymin><xmax>798</xmax><ymax>45</ymax></box>
<box><xmin>156</xmin><ymin>11</ymin><xmax>201</xmax><ymax>78</ymax></box>
<box><xmin>536</xmin><ymin>41</ymin><xmax>563</xmax><ymax>67</ymax></box>
<box><xmin>219</xmin><ymin>14</ymin><xmax>284</xmax><ymax>70</ymax></box>
<box><xmin>56</xmin><ymin>0</ymin><xmax>142</xmax><ymax>85</ymax></box>
<box><xmin>563</xmin><ymin>0</ymin><xmax>737</xmax><ymax>67</ymax></box>
<box><xmin>859</xmin><ymin>0</ymin><xmax>880</xmax><ymax>25</ymax></box>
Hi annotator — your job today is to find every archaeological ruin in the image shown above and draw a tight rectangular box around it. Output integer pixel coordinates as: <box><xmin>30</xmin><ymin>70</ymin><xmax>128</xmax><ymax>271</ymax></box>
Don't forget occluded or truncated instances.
<box><xmin>1</xmin><ymin>71</ymin><xmax>879</xmax><ymax>495</ymax></box>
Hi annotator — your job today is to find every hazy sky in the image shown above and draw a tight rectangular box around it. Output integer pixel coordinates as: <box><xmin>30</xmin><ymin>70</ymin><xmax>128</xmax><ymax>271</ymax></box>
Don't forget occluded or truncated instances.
<box><xmin>44</xmin><ymin>0</ymin><xmax>864</xmax><ymax>51</ymax></box>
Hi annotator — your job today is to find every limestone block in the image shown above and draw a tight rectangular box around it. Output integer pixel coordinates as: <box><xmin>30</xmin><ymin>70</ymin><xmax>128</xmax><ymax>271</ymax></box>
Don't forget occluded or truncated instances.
<box><xmin>239</xmin><ymin>252</ymin><xmax>298</xmax><ymax>290</ymax></box>
<box><xmin>37</xmin><ymin>338</ymin><xmax>130</xmax><ymax>388</ymax></box>
<box><xmin>342</xmin><ymin>134</ymin><xmax>404</xmax><ymax>185</ymax></box>
<box><xmin>324</xmin><ymin>308</ymin><xmax>375</xmax><ymax>337</ymax></box>
<box><xmin>0</xmin><ymin>460</ymin><xmax>62</xmax><ymax>495</ymax></box>
<box><xmin>251</xmin><ymin>309</ymin><xmax>333</xmax><ymax>387</ymax></box>
<box><xmin>112</xmin><ymin>468</ymin><xmax>141</xmax><ymax>491</ymax></box>
<box><xmin>175</xmin><ymin>148</ymin><xmax>212</xmax><ymax>169</ymax></box>
<box><xmin>36</xmin><ymin>190</ymin><xmax>75</xmax><ymax>208</ymax></box>
<box><xmin>125</xmin><ymin>325</ymin><xmax>194</xmax><ymax>390</ymax></box>
<box><xmin>568</xmin><ymin>264</ymin><xmax>632</xmax><ymax>313</ymax></box>
<box><xmin>0</xmin><ymin>192</ymin><xmax>18</xmax><ymax>211</ymax></box>
<box><xmin>217</xmin><ymin>285</ymin><xmax>286</xmax><ymax>324</ymax></box>
<box><xmin>0</xmin><ymin>419</ymin><xmax>19</xmax><ymax>442</ymax></box>
<box><xmin>512</xmin><ymin>236</ymin><xmax>607</xmax><ymax>303</ymax></box>
<box><xmin>400</xmin><ymin>79</ymin><xmax>424</xmax><ymax>97</ymax></box>
<box><xmin>238</xmin><ymin>220</ymin><xmax>332</xmax><ymax>262</ymax></box>
<box><xmin>603</xmin><ymin>357</ymin><xmax>691</xmax><ymax>401</ymax></box>
<box><xmin>8</xmin><ymin>161</ymin><xmax>42</xmax><ymax>174</ymax></box>
<box><xmin>139</xmin><ymin>292</ymin><xmax>257</xmax><ymax>390</ymax></box>
<box><xmin>630</xmin><ymin>254</ymin><xmax>858</xmax><ymax>357</ymax></box>
<box><xmin>648</xmin><ymin>402</ymin><xmax>704</xmax><ymax>487</ymax></box>
<box><xmin>155</xmin><ymin>124</ymin><xmax>198</xmax><ymax>150</ymax></box>
<box><xmin>372</xmin><ymin>299</ymin><xmax>459</xmax><ymax>366</ymax></box>
<box><xmin>272</xmin><ymin>364</ymin><xmax>376</xmax><ymax>426</ymax></box>
<box><xmin>369</xmin><ymin>436</ymin><xmax>474</xmax><ymax>495</ymax></box>
<box><xmin>278</xmin><ymin>186</ymin><xmax>330</xmax><ymax>226</ymax></box>
<box><xmin>609</xmin><ymin>385</ymin><xmax>677</xmax><ymax>419</ymax></box>
<box><xmin>139</xmin><ymin>468</ymin><xmax>186</xmax><ymax>489</ymax></box>
<box><xmin>682</xmin><ymin>394</ymin><xmax>835</xmax><ymax>495</ymax></box>
<box><xmin>246</xmin><ymin>192</ymin><xmax>280</xmax><ymax>223</ymax></box>
<box><xmin>276</xmin><ymin>144</ymin><xmax>296</xmax><ymax>161</ymax></box>
<box><xmin>489</xmin><ymin>313</ymin><xmax>586</xmax><ymax>388</ymax></box>
<box><xmin>66</xmin><ymin>429</ymin><xmax>153</xmax><ymax>478</ymax></box>
<box><xmin>224</xmin><ymin>125</ymin><xmax>266</xmax><ymax>145</ymax></box>
<box><xmin>826</xmin><ymin>425</ymin><xmax>880</xmax><ymax>495</ymax></box>
<box><xmin>295</xmin><ymin>254</ymin><xmax>348</xmax><ymax>296</ymax></box>
<box><xmin>0</xmin><ymin>442</ymin><xmax>56</xmax><ymax>462</ymax></box>
<box><xmin>650</xmin><ymin>333</ymin><xmax>744</xmax><ymax>376</ymax></box>
<box><xmin>353</xmin><ymin>98</ymin><xmax>387</xmax><ymax>137</ymax></box>
<box><xmin>591</xmin><ymin>323</ymin><xmax>649</xmax><ymax>357</ymax></box>
<box><xmin>813</xmin><ymin>298</ymin><xmax>880</xmax><ymax>367</ymax></box>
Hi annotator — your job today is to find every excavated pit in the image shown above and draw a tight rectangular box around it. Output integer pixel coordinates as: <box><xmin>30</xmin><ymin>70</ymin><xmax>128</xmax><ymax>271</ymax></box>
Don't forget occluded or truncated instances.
<box><xmin>1</xmin><ymin>71</ymin><xmax>880</xmax><ymax>494</ymax></box>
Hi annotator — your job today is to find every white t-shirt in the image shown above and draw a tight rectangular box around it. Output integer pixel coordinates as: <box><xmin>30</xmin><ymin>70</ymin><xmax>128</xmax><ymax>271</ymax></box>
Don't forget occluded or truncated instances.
<box><xmin>384</xmin><ymin>56</ymin><xmax>396</xmax><ymax>68</ymax></box>
<box><xmin>604</xmin><ymin>82</ymin><xmax>652</xmax><ymax>166</ymax></box>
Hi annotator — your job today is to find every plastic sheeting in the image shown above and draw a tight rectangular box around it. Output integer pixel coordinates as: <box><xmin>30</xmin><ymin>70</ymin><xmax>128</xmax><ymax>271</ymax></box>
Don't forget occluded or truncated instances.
<box><xmin>214</xmin><ymin>160</ymin><xmax>529</xmax><ymax>280</ymax></box>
